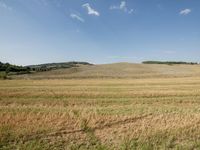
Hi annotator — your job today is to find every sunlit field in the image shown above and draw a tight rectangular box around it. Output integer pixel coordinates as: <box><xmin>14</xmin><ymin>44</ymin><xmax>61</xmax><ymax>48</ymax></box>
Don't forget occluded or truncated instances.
<box><xmin>1</xmin><ymin>74</ymin><xmax>200</xmax><ymax>149</ymax></box>
<box><xmin>1</xmin><ymin>0</ymin><xmax>200</xmax><ymax>148</ymax></box>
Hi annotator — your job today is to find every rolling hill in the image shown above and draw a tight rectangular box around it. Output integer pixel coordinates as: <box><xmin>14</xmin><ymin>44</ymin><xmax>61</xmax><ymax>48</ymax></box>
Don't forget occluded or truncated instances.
<box><xmin>12</xmin><ymin>62</ymin><xmax>200</xmax><ymax>79</ymax></box>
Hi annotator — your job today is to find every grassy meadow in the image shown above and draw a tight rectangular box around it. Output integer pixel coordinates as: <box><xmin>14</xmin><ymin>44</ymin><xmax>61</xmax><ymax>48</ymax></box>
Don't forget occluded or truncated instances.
<box><xmin>1</xmin><ymin>64</ymin><xmax>200</xmax><ymax>149</ymax></box>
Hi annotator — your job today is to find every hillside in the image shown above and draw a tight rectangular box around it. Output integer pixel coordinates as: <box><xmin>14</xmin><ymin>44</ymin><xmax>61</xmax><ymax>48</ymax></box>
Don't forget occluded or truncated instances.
<box><xmin>12</xmin><ymin>63</ymin><xmax>200</xmax><ymax>79</ymax></box>
<box><xmin>0</xmin><ymin>61</ymin><xmax>92</xmax><ymax>79</ymax></box>
<box><xmin>27</xmin><ymin>61</ymin><xmax>92</xmax><ymax>71</ymax></box>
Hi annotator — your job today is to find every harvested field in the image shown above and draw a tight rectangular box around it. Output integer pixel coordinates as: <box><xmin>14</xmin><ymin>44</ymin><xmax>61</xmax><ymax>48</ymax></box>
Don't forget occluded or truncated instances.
<box><xmin>1</xmin><ymin>74</ymin><xmax>200</xmax><ymax>149</ymax></box>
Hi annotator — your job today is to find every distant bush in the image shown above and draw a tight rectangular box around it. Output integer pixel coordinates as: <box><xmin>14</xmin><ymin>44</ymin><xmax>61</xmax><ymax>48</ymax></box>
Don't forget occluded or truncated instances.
<box><xmin>0</xmin><ymin>62</ymin><xmax>31</xmax><ymax>75</ymax></box>
<box><xmin>142</xmin><ymin>61</ymin><xmax>198</xmax><ymax>65</ymax></box>
<box><xmin>27</xmin><ymin>61</ymin><xmax>92</xmax><ymax>72</ymax></box>
<box><xmin>0</xmin><ymin>72</ymin><xmax>7</xmax><ymax>80</ymax></box>
<box><xmin>0</xmin><ymin>61</ymin><xmax>92</xmax><ymax>76</ymax></box>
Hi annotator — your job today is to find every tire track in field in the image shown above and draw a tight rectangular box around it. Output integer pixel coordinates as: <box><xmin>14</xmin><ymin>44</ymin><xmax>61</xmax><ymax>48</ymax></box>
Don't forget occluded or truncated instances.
<box><xmin>21</xmin><ymin>113</ymin><xmax>153</xmax><ymax>142</ymax></box>
<box><xmin>48</xmin><ymin>113</ymin><xmax>153</xmax><ymax>136</ymax></box>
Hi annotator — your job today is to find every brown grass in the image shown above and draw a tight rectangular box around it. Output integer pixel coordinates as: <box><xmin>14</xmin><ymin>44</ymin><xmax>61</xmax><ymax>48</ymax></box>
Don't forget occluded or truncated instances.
<box><xmin>0</xmin><ymin>63</ymin><xmax>200</xmax><ymax>150</ymax></box>
<box><xmin>12</xmin><ymin>63</ymin><xmax>200</xmax><ymax>79</ymax></box>
<box><xmin>1</xmin><ymin>65</ymin><xmax>200</xmax><ymax>149</ymax></box>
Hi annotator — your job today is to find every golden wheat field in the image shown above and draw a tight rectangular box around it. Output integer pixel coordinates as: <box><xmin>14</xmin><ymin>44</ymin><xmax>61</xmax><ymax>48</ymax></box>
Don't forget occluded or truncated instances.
<box><xmin>1</xmin><ymin>64</ymin><xmax>200</xmax><ymax>149</ymax></box>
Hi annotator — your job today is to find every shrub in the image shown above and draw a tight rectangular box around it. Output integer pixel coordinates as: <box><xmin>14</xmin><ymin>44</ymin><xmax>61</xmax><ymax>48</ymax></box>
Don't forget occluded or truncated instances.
<box><xmin>0</xmin><ymin>72</ymin><xmax>7</xmax><ymax>80</ymax></box>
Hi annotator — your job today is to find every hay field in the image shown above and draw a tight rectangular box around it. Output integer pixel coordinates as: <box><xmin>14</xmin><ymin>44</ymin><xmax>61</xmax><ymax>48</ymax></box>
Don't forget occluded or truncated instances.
<box><xmin>13</xmin><ymin>63</ymin><xmax>200</xmax><ymax>79</ymax></box>
<box><xmin>1</xmin><ymin>64</ymin><xmax>200</xmax><ymax>149</ymax></box>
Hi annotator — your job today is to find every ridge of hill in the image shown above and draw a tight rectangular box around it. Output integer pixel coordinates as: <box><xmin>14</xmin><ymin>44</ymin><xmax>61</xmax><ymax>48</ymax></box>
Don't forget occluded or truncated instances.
<box><xmin>0</xmin><ymin>61</ymin><xmax>92</xmax><ymax>79</ymax></box>
<box><xmin>12</xmin><ymin>62</ymin><xmax>200</xmax><ymax>79</ymax></box>
<box><xmin>26</xmin><ymin>61</ymin><xmax>92</xmax><ymax>71</ymax></box>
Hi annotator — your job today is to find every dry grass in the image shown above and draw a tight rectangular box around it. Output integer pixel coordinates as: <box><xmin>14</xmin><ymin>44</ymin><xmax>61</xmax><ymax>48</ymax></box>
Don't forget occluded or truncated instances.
<box><xmin>12</xmin><ymin>63</ymin><xmax>200</xmax><ymax>79</ymax></box>
<box><xmin>1</xmin><ymin>76</ymin><xmax>200</xmax><ymax>149</ymax></box>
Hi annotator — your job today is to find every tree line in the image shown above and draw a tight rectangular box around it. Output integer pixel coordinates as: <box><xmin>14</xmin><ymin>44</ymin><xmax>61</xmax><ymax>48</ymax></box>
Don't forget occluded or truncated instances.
<box><xmin>28</xmin><ymin>61</ymin><xmax>92</xmax><ymax>72</ymax></box>
<box><xmin>0</xmin><ymin>61</ymin><xmax>92</xmax><ymax>79</ymax></box>
<box><xmin>0</xmin><ymin>62</ymin><xmax>31</xmax><ymax>79</ymax></box>
<box><xmin>0</xmin><ymin>62</ymin><xmax>31</xmax><ymax>73</ymax></box>
<box><xmin>142</xmin><ymin>61</ymin><xmax>198</xmax><ymax>65</ymax></box>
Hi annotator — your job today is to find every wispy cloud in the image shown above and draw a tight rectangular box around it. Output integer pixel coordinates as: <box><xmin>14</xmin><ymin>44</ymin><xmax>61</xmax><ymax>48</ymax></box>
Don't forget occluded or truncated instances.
<box><xmin>82</xmin><ymin>3</ymin><xmax>100</xmax><ymax>16</ymax></box>
<box><xmin>0</xmin><ymin>1</ymin><xmax>12</xmax><ymax>11</ymax></box>
<box><xmin>128</xmin><ymin>9</ymin><xmax>134</xmax><ymax>14</ymax></box>
<box><xmin>70</xmin><ymin>13</ymin><xmax>85</xmax><ymax>23</ymax></box>
<box><xmin>110</xmin><ymin>1</ymin><xmax>133</xmax><ymax>14</ymax></box>
<box><xmin>180</xmin><ymin>9</ymin><xmax>191</xmax><ymax>15</ymax></box>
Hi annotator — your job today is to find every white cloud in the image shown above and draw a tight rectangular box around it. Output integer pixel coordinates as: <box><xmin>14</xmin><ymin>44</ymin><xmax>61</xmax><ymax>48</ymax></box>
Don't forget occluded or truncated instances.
<box><xmin>70</xmin><ymin>13</ymin><xmax>84</xmax><ymax>22</ymax></box>
<box><xmin>110</xmin><ymin>1</ymin><xmax>126</xmax><ymax>11</ymax></box>
<box><xmin>110</xmin><ymin>1</ymin><xmax>133</xmax><ymax>14</ymax></box>
<box><xmin>0</xmin><ymin>1</ymin><xmax>12</xmax><ymax>11</ymax></box>
<box><xmin>180</xmin><ymin>9</ymin><xmax>191</xmax><ymax>15</ymax></box>
<box><xmin>128</xmin><ymin>9</ymin><xmax>134</xmax><ymax>14</ymax></box>
<box><xmin>119</xmin><ymin>1</ymin><xmax>127</xmax><ymax>11</ymax></box>
<box><xmin>82</xmin><ymin>3</ymin><xmax>100</xmax><ymax>16</ymax></box>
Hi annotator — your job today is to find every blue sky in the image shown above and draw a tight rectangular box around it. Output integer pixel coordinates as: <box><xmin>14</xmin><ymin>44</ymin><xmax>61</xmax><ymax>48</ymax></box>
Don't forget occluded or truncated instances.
<box><xmin>0</xmin><ymin>0</ymin><xmax>199</xmax><ymax>65</ymax></box>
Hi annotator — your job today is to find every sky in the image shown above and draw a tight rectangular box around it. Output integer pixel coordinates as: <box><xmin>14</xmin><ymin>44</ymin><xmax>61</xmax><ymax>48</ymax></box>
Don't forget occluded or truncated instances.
<box><xmin>0</xmin><ymin>0</ymin><xmax>200</xmax><ymax>65</ymax></box>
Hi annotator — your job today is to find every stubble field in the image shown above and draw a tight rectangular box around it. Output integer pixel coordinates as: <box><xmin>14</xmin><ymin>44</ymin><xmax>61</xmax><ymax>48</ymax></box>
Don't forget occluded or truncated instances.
<box><xmin>1</xmin><ymin>76</ymin><xmax>200</xmax><ymax>149</ymax></box>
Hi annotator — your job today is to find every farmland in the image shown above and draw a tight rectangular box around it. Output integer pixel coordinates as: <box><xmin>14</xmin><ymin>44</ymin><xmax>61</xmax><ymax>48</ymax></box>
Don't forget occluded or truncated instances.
<box><xmin>1</xmin><ymin>63</ymin><xmax>200</xmax><ymax>149</ymax></box>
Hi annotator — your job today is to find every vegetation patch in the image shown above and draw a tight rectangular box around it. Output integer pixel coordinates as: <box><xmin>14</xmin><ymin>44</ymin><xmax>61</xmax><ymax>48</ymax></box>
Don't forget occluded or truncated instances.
<box><xmin>1</xmin><ymin>68</ymin><xmax>200</xmax><ymax>149</ymax></box>
<box><xmin>142</xmin><ymin>61</ymin><xmax>198</xmax><ymax>65</ymax></box>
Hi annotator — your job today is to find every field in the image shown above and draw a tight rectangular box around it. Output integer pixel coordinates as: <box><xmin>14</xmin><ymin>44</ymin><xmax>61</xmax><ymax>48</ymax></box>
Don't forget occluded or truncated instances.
<box><xmin>1</xmin><ymin>64</ymin><xmax>200</xmax><ymax>149</ymax></box>
<box><xmin>13</xmin><ymin>63</ymin><xmax>200</xmax><ymax>79</ymax></box>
